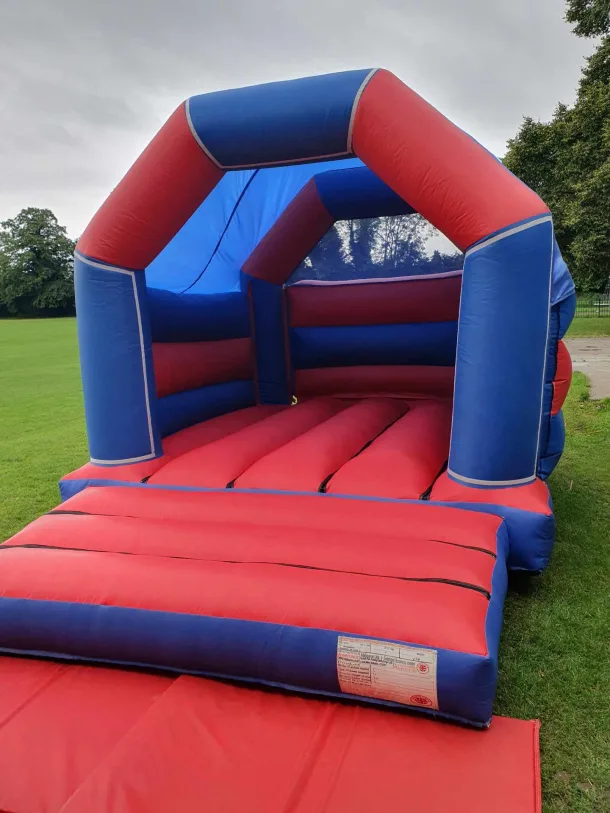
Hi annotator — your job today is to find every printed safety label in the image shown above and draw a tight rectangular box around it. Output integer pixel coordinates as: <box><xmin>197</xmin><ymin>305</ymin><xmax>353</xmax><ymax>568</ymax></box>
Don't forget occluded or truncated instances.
<box><xmin>337</xmin><ymin>636</ymin><xmax>438</xmax><ymax>710</ymax></box>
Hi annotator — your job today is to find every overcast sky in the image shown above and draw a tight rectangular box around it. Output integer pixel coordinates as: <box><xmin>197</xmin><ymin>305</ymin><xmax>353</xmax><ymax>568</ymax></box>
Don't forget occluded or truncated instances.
<box><xmin>0</xmin><ymin>0</ymin><xmax>597</xmax><ymax>238</ymax></box>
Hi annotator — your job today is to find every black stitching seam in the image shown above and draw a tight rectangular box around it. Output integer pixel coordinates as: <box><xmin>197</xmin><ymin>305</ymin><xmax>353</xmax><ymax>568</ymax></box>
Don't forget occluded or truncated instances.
<box><xmin>420</xmin><ymin>459</ymin><xmax>449</xmax><ymax>501</ymax></box>
<box><xmin>318</xmin><ymin>406</ymin><xmax>410</xmax><ymax>493</ymax></box>
<box><xmin>3</xmin><ymin>543</ymin><xmax>490</xmax><ymax>599</ymax></box>
<box><xmin>180</xmin><ymin>169</ymin><xmax>260</xmax><ymax>294</ymax></box>
<box><xmin>45</xmin><ymin>510</ymin><xmax>496</xmax><ymax>558</ymax></box>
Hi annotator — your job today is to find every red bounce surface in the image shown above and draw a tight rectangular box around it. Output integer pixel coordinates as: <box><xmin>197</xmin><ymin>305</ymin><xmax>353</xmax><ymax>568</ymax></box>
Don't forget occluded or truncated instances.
<box><xmin>4</xmin><ymin>486</ymin><xmax>501</xmax><ymax>655</ymax></box>
<box><xmin>149</xmin><ymin>397</ymin><xmax>449</xmax><ymax>496</ymax></box>
<box><xmin>0</xmin><ymin>657</ymin><xmax>541</xmax><ymax>813</ymax></box>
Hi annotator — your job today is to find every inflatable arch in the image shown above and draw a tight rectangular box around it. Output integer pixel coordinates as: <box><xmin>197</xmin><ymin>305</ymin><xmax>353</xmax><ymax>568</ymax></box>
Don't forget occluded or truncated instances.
<box><xmin>74</xmin><ymin>68</ymin><xmax>574</xmax><ymax>494</ymax></box>
<box><xmin>0</xmin><ymin>70</ymin><xmax>575</xmax><ymax>733</ymax></box>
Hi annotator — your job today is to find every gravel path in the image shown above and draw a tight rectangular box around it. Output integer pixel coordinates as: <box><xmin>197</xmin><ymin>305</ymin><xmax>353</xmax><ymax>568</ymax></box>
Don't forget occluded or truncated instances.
<box><xmin>565</xmin><ymin>337</ymin><xmax>610</xmax><ymax>399</ymax></box>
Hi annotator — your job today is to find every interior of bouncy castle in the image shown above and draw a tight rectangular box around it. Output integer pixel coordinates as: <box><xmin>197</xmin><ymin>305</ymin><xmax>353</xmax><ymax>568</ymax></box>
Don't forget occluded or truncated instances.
<box><xmin>0</xmin><ymin>69</ymin><xmax>576</xmax><ymax>811</ymax></box>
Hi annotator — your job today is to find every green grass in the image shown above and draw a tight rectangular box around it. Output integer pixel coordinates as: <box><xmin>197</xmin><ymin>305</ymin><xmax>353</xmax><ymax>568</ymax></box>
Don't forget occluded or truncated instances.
<box><xmin>496</xmin><ymin>374</ymin><xmax>610</xmax><ymax>812</ymax></box>
<box><xmin>0</xmin><ymin>318</ymin><xmax>87</xmax><ymax>541</ymax></box>
<box><xmin>566</xmin><ymin>316</ymin><xmax>610</xmax><ymax>337</ymax></box>
<box><xmin>0</xmin><ymin>318</ymin><xmax>609</xmax><ymax>811</ymax></box>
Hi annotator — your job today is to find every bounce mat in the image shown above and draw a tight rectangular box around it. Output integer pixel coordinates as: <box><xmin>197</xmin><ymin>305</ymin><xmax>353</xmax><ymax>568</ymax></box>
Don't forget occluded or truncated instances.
<box><xmin>0</xmin><ymin>656</ymin><xmax>541</xmax><ymax>813</ymax></box>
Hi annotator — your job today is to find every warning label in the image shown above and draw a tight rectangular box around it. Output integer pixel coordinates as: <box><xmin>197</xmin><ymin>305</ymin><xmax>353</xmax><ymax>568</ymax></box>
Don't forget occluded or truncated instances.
<box><xmin>337</xmin><ymin>636</ymin><xmax>438</xmax><ymax>710</ymax></box>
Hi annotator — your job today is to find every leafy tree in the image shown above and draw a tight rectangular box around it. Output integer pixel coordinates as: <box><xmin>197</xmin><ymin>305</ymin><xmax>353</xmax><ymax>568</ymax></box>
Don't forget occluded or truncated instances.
<box><xmin>0</xmin><ymin>208</ymin><xmax>76</xmax><ymax>316</ymax></box>
<box><xmin>566</xmin><ymin>0</ymin><xmax>610</xmax><ymax>37</ymax></box>
<box><xmin>290</xmin><ymin>215</ymin><xmax>463</xmax><ymax>282</ymax></box>
<box><xmin>425</xmin><ymin>250</ymin><xmax>463</xmax><ymax>274</ymax></box>
<box><xmin>504</xmin><ymin>38</ymin><xmax>610</xmax><ymax>291</ymax></box>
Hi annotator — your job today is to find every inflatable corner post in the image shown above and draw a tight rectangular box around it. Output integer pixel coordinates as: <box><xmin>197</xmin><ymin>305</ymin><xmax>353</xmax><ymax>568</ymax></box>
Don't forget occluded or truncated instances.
<box><xmin>0</xmin><ymin>71</ymin><xmax>571</xmax><ymax>790</ymax></box>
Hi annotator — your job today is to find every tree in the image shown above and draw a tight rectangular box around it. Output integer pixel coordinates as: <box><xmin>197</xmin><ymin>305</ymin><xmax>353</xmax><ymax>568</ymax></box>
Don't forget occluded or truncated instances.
<box><xmin>0</xmin><ymin>208</ymin><xmax>76</xmax><ymax>316</ymax></box>
<box><xmin>566</xmin><ymin>0</ymin><xmax>610</xmax><ymax>37</ymax></box>
<box><xmin>425</xmin><ymin>250</ymin><xmax>463</xmax><ymax>275</ymax></box>
<box><xmin>504</xmin><ymin>38</ymin><xmax>610</xmax><ymax>291</ymax></box>
<box><xmin>372</xmin><ymin>215</ymin><xmax>430</xmax><ymax>273</ymax></box>
<box><xmin>290</xmin><ymin>214</ymin><xmax>461</xmax><ymax>283</ymax></box>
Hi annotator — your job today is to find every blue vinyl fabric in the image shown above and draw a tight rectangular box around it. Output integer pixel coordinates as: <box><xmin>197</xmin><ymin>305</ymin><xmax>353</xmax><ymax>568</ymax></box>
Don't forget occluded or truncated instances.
<box><xmin>537</xmin><ymin>289</ymin><xmax>576</xmax><ymax>478</ymax></box>
<box><xmin>0</xmin><ymin>516</ymin><xmax>507</xmax><ymax>726</ymax></box>
<box><xmin>186</xmin><ymin>70</ymin><xmax>373</xmax><ymax>169</ymax></box>
<box><xmin>74</xmin><ymin>254</ymin><xmax>161</xmax><ymax>465</ymax></box>
<box><xmin>157</xmin><ymin>381</ymin><xmax>256</xmax><ymax>437</ymax></box>
<box><xmin>314</xmin><ymin>166</ymin><xmax>415</xmax><ymax>220</ymax></box>
<box><xmin>147</xmin><ymin>289</ymin><xmax>250</xmax><ymax>342</ymax></box>
<box><xmin>291</xmin><ymin>322</ymin><xmax>458</xmax><ymax>369</ymax></box>
<box><xmin>449</xmin><ymin>217</ymin><xmax>554</xmax><ymax>487</ymax></box>
<box><xmin>146</xmin><ymin>161</ymin><xmax>357</xmax><ymax>296</ymax></box>
<box><xmin>246</xmin><ymin>275</ymin><xmax>291</xmax><ymax>404</ymax></box>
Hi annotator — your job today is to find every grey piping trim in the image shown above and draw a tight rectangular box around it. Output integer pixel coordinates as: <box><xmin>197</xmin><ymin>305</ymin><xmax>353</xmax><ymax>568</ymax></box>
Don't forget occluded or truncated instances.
<box><xmin>75</xmin><ymin>252</ymin><xmax>157</xmax><ymax>461</ymax></box>
<box><xmin>448</xmin><ymin>215</ymin><xmax>554</xmax><ymax>487</ymax></box>
<box><xmin>184</xmin><ymin>99</ymin><xmax>223</xmax><ymax>168</ymax></box>
<box><xmin>465</xmin><ymin>215</ymin><xmax>552</xmax><ymax>257</ymax></box>
<box><xmin>130</xmin><ymin>271</ymin><xmax>156</xmax><ymax>456</ymax></box>
<box><xmin>447</xmin><ymin>469</ymin><xmax>536</xmax><ymax>487</ymax></box>
<box><xmin>347</xmin><ymin>68</ymin><xmax>378</xmax><ymax>152</ymax></box>
<box><xmin>534</xmin><ymin>220</ymin><xmax>555</xmax><ymax>468</ymax></box>
<box><xmin>446</xmin><ymin>253</ymin><xmax>465</xmax><ymax>476</ymax></box>
<box><xmin>213</xmin><ymin>150</ymin><xmax>352</xmax><ymax>171</ymax></box>
<box><xmin>291</xmin><ymin>269</ymin><xmax>463</xmax><ymax>287</ymax></box>
<box><xmin>90</xmin><ymin>453</ymin><xmax>157</xmax><ymax>465</ymax></box>
<box><xmin>74</xmin><ymin>252</ymin><xmax>136</xmax><ymax>274</ymax></box>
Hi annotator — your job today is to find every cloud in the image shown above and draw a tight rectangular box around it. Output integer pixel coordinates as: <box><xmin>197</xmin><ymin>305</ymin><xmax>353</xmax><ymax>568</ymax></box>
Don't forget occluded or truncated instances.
<box><xmin>0</xmin><ymin>0</ymin><xmax>596</xmax><ymax>236</ymax></box>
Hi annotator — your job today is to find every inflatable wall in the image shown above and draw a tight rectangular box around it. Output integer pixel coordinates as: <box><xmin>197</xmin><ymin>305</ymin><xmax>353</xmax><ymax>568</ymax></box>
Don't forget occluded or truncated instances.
<box><xmin>0</xmin><ymin>70</ymin><xmax>575</xmax><ymax>729</ymax></box>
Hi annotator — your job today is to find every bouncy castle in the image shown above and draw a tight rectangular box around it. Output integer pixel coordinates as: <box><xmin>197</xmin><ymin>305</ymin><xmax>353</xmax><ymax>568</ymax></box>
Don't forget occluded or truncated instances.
<box><xmin>0</xmin><ymin>69</ymin><xmax>575</xmax><ymax>810</ymax></box>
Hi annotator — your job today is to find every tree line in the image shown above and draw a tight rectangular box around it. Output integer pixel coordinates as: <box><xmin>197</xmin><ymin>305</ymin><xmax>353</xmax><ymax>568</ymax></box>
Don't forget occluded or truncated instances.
<box><xmin>291</xmin><ymin>215</ymin><xmax>461</xmax><ymax>283</ymax></box>
<box><xmin>504</xmin><ymin>0</ymin><xmax>610</xmax><ymax>291</ymax></box>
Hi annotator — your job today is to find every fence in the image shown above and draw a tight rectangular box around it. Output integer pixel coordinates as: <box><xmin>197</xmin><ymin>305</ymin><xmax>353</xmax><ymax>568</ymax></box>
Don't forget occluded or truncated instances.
<box><xmin>575</xmin><ymin>294</ymin><xmax>610</xmax><ymax>318</ymax></box>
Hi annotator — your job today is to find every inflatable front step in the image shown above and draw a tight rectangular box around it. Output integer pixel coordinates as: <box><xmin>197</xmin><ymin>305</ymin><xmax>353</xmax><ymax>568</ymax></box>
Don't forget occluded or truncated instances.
<box><xmin>0</xmin><ymin>656</ymin><xmax>541</xmax><ymax>813</ymax></box>
<box><xmin>0</xmin><ymin>486</ymin><xmax>508</xmax><ymax>726</ymax></box>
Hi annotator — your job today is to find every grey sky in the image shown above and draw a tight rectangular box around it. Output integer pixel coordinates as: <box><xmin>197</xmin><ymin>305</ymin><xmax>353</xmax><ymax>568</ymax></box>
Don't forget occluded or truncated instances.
<box><xmin>0</xmin><ymin>0</ymin><xmax>596</xmax><ymax>238</ymax></box>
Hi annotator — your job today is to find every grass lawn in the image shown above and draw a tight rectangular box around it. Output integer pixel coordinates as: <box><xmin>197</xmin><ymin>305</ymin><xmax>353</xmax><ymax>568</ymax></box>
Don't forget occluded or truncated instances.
<box><xmin>566</xmin><ymin>316</ymin><xmax>610</xmax><ymax>337</ymax></box>
<box><xmin>0</xmin><ymin>317</ymin><xmax>609</xmax><ymax>811</ymax></box>
<box><xmin>0</xmin><ymin>318</ymin><xmax>87</xmax><ymax>541</ymax></box>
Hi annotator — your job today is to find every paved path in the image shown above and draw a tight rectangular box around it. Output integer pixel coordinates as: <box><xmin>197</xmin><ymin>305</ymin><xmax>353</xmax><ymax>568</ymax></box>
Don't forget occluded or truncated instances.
<box><xmin>565</xmin><ymin>337</ymin><xmax>610</xmax><ymax>399</ymax></box>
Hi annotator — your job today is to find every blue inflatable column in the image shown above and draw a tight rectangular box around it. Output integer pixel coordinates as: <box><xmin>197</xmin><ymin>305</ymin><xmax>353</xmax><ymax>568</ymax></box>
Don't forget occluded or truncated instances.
<box><xmin>448</xmin><ymin>216</ymin><xmax>554</xmax><ymax>487</ymax></box>
<box><xmin>74</xmin><ymin>254</ymin><xmax>162</xmax><ymax>465</ymax></box>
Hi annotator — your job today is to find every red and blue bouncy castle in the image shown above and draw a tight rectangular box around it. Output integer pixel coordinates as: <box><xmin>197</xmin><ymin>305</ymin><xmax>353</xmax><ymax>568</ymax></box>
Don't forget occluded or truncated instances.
<box><xmin>0</xmin><ymin>71</ymin><xmax>574</xmax><ymax>736</ymax></box>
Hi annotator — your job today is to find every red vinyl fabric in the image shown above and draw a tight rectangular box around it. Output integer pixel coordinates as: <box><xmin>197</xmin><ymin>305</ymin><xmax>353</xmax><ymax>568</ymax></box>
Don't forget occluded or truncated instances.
<box><xmin>243</xmin><ymin>178</ymin><xmax>334</xmax><ymax>284</ymax></box>
<box><xmin>432</xmin><ymin>471</ymin><xmax>552</xmax><ymax>515</ymax></box>
<box><xmin>146</xmin><ymin>397</ymin><xmax>448</xmax><ymax>495</ymax></box>
<box><xmin>150</xmin><ymin>397</ymin><xmax>345</xmax><ymax>487</ymax></box>
<box><xmin>152</xmin><ymin>337</ymin><xmax>254</xmax><ymax>397</ymax></box>
<box><xmin>552</xmin><ymin>339</ymin><xmax>572</xmax><ymax>415</ymax></box>
<box><xmin>287</xmin><ymin>274</ymin><xmax>462</xmax><ymax>327</ymax></box>
<box><xmin>4</xmin><ymin>486</ymin><xmax>501</xmax><ymax>655</ymax></box>
<box><xmin>0</xmin><ymin>657</ymin><xmax>541</xmax><ymax>813</ymax></box>
<box><xmin>327</xmin><ymin>400</ymin><xmax>452</xmax><ymax>498</ymax></box>
<box><xmin>62</xmin><ymin>405</ymin><xmax>284</xmax><ymax>485</ymax></box>
<box><xmin>235</xmin><ymin>397</ymin><xmax>408</xmax><ymax>491</ymax></box>
<box><xmin>77</xmin><ymin>104</ymin><xmax>223</xmax><ymax>269</ymax></box>
<box><xmin>353</xmin><ymin>69</ymin><xmax>549</xmax><ymax>251</ymax></box>
<box><xmin>294</xmin><ymin>366</ymin><xmax>455</xmax><ymax>399</ymax></box>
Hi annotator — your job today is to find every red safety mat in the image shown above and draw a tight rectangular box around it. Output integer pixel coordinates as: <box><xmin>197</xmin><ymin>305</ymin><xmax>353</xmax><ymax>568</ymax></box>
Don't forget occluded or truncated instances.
<box><xmin>0</xmin><ymin>657</ymin><xmax>540</xmax><ymax>813</ymax></box>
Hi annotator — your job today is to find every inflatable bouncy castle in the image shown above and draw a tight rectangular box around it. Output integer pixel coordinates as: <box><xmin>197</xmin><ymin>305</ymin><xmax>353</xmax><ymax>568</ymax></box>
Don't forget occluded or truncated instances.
<box><xmin>0</xmin><ymin>70</ymin><xmax>575</xmax><ymax>809</ymax></box>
